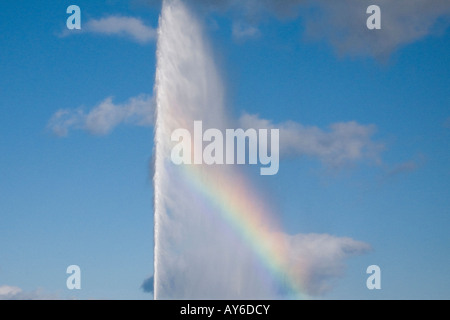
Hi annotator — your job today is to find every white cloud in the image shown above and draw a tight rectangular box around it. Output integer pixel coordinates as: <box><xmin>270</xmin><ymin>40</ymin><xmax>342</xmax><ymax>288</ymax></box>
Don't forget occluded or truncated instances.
<box><xmin>48</xmin><ymin>99</ymin><xmax>383</xmax><ymax>170</ymax></box>
<box><xmin>302</xmin><ymin>0</ymin><xmax>450</xmax><ymax>58</ymax></box>
<box><xmin>240</xmin><ymin>113</ymin><xmax>383</xmax><ymax>168</ymax></box>
<box><xmin>284</xmin><ymin>233</ymin><xmax>371</xmax><ymax>295</ymax></box>
<box><xmin>62</xmin><ymin>16</ymin><xmax>157</xmax><ymax>44</ymax></box>
<box><xmin>47</xmin><ymin>94</ymin><xmax>154</xmax><ymax>136</ymax></box>
<box><xmin>0</xmin><ymin>285</ymin><xmax>58</xmax><ymax>300</ymax></box>
<box><xmin>0</xmin><ymin>285</ymin><xmax>21</xmax><ymax>297</ymax></box>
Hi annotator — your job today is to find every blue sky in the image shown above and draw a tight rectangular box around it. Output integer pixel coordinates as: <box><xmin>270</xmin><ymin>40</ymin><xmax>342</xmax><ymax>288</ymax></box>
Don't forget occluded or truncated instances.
<box><xmin>0</xmin><ymin>0</ymin><xmax>449</xmax><ymax>299</ymax></box>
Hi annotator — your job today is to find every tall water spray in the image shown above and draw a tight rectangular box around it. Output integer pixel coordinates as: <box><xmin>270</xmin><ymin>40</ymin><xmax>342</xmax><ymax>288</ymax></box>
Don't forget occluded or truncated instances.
<box><xmin>153</xmin><ymin>0</ymin><xmax>281</xmax><ymax>299</ymax></box>
<box><xmin>153</xmin><ymin>0</ymin><xmax>371</xmax><ymax>300</ymax></box>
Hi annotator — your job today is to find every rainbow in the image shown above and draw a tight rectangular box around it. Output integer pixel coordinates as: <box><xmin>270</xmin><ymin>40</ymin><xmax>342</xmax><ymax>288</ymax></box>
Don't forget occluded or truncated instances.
<box><xmin>176</xmin><ymin>163</ymin><xmax>309</xmax><ymax>299</ymax></box>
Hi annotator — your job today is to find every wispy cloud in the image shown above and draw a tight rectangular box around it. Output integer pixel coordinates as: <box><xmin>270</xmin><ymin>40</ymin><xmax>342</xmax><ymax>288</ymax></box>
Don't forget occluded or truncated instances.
<box><xmin>386</xmin><ymin>154</ymin><xmax>425</xmax><ymax>178</ymax></box>
<box><xmin>387</xmin><ymin>161</ymin><xmax>419</xmax><ymax>177</ymax></box>
<box><xmin>153</xmin><ymin>0</ymin><xmax>450</xmax><ymax>57</ymax></box>
<box><xmin>444</xmin><ymin>117</ymin><xmax>450</xmax><ymax>129</ymax></box>
<box><xmin>232</xmin><ymin>22</ymin><xmax>260</xmax><ymax>40</ymax></box>
<box><xmin>240</xmin><ymin>113</ymin><xmax>383</xmax><ymax>168</ymax></box>
<box><xmin>47</xmin><ymin>94</ymin><xmax>154</xmax><ymax>136</ymax></box>
<box><xmin>62</xmin><ymin>16</ymin><xmax>157</xmax><ymax>44</ymax></box>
